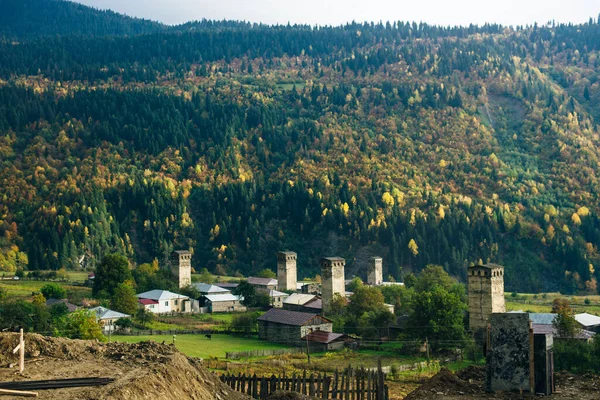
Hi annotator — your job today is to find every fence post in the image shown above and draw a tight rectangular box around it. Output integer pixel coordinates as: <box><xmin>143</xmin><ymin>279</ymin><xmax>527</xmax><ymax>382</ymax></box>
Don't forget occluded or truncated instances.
<box><xmin>270</xmin><ymin>375</ymin><xmax>277</xmax><ymax>394</ymax></box>
<box><xmin>309</xmin><ymin>373</ymin><xmax>315</xmax><ymax>397</ymax></box>
<box><xmin>252</xmin><ymin>374</ymin><xmax>258</xmax><ymax>399</ymax></box>
<box><xmin>333</xmin><ymin>369</ymin><xmax>339</xmax><ymax>399</ymax></box>
<box><xmin>323</xmin><ymin>375</ymin><xmax>331</xmax><ymax>400</ymax></box>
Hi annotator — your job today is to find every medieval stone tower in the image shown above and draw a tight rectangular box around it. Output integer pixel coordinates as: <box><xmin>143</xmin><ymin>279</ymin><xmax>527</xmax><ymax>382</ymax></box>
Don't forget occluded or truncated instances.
<box><xmin>277</xmin><ymin>251</ymin><xmax>297</xmax><ymax>292</ymax></box>
<box><xmin>367</xmin><ymin>257</ymin><xmax>383</xmax><ymax>286</ymax></box>
<box><xmin>321</xmin><ymin>257</ymin><xmax>346</xmax><ymax>314</ymax></box>
<box><xmin>171</xmin><ymin>250</ymin><xmax>192</xmax><ymax>289</ymax></box>
<box><xmin>468</xmin><ymin>263</ymin><xmax>506</xmax><ymax>332</ymax></box>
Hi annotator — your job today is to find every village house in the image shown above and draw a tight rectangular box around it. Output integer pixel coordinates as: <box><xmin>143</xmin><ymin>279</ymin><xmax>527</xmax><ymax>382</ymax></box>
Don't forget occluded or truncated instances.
<box><xmin>283</xmin><ymin>293</ymin><xmax>319</xmax><ymax>312</ymax></box>
<box><xmin>266</xmin><ymin>289</ymin><xmax>289</xmax><ymax>308</ymax></box>
<box><xmin>258</xmin><ymin>308</ymin><xmax>333</xmax><ymax>344</ymax></box>
<box><xmin>575</xmin><ymin>313</ymin><xmax>600</xmax><ymax>333</ymax></box>
<box><xmin>90</xmin><ymin>306</ymin><xmax>130</xmax><ymax>333</ymax></box>
<box><xmin>214</xmin><ymin>282</ymin><xmax>239</xmax><ymax>291</ymax></box>
<box><xmin>136</xmin><ymin>289</ymin><xmax>194</xmax><ymax>314</ymax></box>
<box><xmin>201</xmin><ymin>293</ymin><xmax>247</xmax><ymax>313</ymax></box>
<box><xmin>46</xmin><ymin>298</ymin><xmax>78</xmax><ymax>313</ymax></box>
<box><xmin>193</xmin><ymin>282</ymin><xmax>231</xmax><ymax>296</ymax></box>
<box><xmin>247</xmin><ymin>277</ymin><xmax>278</xmax><ymax>291</ymax></box>
<box><xmin>301</xmin><ymin>331</ymin><xmax>350</xmax><ymax>351</ymax></box>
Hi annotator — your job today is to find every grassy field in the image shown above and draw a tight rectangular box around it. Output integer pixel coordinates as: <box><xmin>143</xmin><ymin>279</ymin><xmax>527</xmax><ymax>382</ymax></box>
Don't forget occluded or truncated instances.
<box><xmin>112</xmin><ymin>333</ymin><xmax>290</xmax><ymax>359</ymax></box>
<box><xmin>0</xmin><ymin>280</ymin><xmax>91</xmax><ymax>301</ymax></box>
<box><xmin>0</xmin><ymin>270</ymin><xmax>89</xmax><ymax>283</ymax></box>
<box><xmin>505</xmin><ymin>292</ymin><xmax>600</xmax><ymax>314</ymax></box>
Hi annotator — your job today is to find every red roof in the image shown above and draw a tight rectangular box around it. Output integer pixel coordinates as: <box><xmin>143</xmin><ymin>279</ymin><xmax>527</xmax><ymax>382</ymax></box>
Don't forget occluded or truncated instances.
<box><xmin>138</xmin><ymin>298</ymin><xmax>159</xmax><ymax>305</ymax></box>
<box><xmin>302</xmin><ymin>331</ymin><xmax>346</xmax><ymax>344</ymax></box>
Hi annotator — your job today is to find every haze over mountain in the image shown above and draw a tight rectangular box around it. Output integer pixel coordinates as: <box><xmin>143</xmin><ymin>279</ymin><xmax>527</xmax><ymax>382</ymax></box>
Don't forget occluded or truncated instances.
<box><xmin>2</xmin><ymin>0</ymin><xmax>600</xmax><ymax>294</ymax></box>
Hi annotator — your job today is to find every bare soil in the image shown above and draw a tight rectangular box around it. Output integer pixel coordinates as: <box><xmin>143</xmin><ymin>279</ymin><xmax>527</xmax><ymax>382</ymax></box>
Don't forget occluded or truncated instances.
<box><xmin>404</xmin><ymin>366</ymin><xmax>600</xmax><ymax>399</ymax></box>
<box><xmin>0</xmin><ymin>332</ymin><xmax>249</xmax><ymax>400</ymax></box>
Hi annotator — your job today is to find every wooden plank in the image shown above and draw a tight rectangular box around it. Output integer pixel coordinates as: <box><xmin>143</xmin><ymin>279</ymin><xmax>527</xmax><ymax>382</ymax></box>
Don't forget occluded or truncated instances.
<box><xmin>323</xmin><ymin>375</ymin><xmax>331</xmax><ymax>400</ymax></box>
<box><xmin>270</xmin><ymin>375</ymin><xmax>277</xmax><ymax>394</ymax></box>
<box><xmin>316</xmin><ymin>373</ymin><xmax>322</xmax><ymax>398</ymax></box>
<box><xmin>0</xmin><ymin>388</ymin><xmax>38</xmax><ymax>397</ymax></box>
<box><xmin>252</xmin><ymin>374</ymin><xmax>258</xmax><ymax>399</ymax></box>
<box><xmin>309</xmin><ymin>374</ymin><xmax>315</xmax><ymax>397</ymax></box>
<box><xmin>332</xmin><ymin>370</ymin><xmax>339</xmax><ymax>399</ymax></box>
<box><xmin>260</xmin><ymin>377</ymin><xmax>268</xmax><ymax>399</ymax></box>
<box><xmin>302</xmin><ymin>371</ymin><xmax>307</xmax><ymax>395</ymax></box>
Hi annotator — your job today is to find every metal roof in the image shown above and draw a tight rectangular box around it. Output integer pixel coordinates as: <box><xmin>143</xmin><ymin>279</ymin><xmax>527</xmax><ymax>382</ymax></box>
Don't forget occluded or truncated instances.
<box><xmin>203</xmin><ymin>293</ymin><xmax>243</xmax><ymax>302</ymax></box>
<box><xmin>507</xmin><ymin>312</ymin><xmax>557</xmax><ymax>325</ymax></box>
<box><xmin>46</xmin><ymin>298</ymin><xmax>78</xmax><ymax>312</ymax></box>
<box><xmin>322</xmin><ymin>257</ymin><xmax>345</xmax><ymax>262</ymax></box>
<box><xmin>304</xmin><ymin>298</ymin><xmax>323</xmax><ymax>310</ymax></box>
<box><xmin>247</xmin><ymin>277</ymin><xmax>278</xmax><ymax>286</ymax></box>
<box><xmin>575</xmin><ymin>313</ymin><xmax>600</xmax><ymax>327</ymax></box>
<box><xmin>284</xmin><ymin>293</ymin><xmax>317</xmax><ymax>306</ymax></box>
<box><xmin>302</xmin><ymin>331</ymin><xmax>346</xmax><ymax>344</ymax></box>
<box><xmin>279</xmin><ymin>251</ymin><xmax>297</xmax><ymax>255</ymax></box>
<box><xmin>267</xmin><ymin>289</ymin><xmax>289</xmax><ymax>298</ymax></box>
<box><xmin>193</xmin><ymin>283</ymin><xmax>231</xmax><ymax>294</ymax></box>
<box><xmin>173</xmin><ymin>250</ymin><xmax>192</xmax><ymax>255</ymax></box>
<box><xmin>90</xmin><ymin>306</ymin><xmax>130</xmax><ymax>320</ymax></box>
<box><xmin>533</xmin><ymin>324</ymin><xmax>596</xmax><ymax>340</ymax></box>
<box><xmin>258</xmin><ymin>308</ymin><xmax>330</xmax><ymax>326</ymax></box>
<box><xmin>136</xmin><ymin>290</ymin><xmax>188</xmax><ymax>301</ymax></box>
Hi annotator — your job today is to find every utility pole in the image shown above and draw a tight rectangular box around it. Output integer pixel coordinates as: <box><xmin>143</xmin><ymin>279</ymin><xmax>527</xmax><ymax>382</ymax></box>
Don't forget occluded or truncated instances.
<box><xmin>305</xmin><ymin>328</ymin><xmax>312</xmax><ymax>364</ymax></box>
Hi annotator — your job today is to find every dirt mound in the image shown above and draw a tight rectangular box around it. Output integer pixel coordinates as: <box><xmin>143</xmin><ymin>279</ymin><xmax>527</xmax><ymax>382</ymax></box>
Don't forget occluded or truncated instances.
<box><xmin>455</xmin><ymin>365</ymin><xmax>486</xmax><ymax>382</ymax></box>
<box><xmin>266</xmin><ymin>391</ymin><xmax>318</xmax><ymax>400</ymax></box>
<box><xmin>0</xmin><ymin>333</ymin><xmax>249</xmax><ymax>400</ymax></box>
<box><xmin>403</xmin><ymin>368</ymin><xmax>483</xmax><ymax>400</ymax></box>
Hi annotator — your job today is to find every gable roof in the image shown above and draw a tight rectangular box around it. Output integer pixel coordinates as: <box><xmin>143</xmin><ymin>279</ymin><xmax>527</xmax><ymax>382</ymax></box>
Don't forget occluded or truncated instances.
<box><xmin>136</xmin><ymin>289</ymin><xmax>188</xmax><ymax>301</ymax></box>
<box><xmin>304</xmin><ymin>298</ymin><xmax>323</xmax><ymax>310</ymax></box>
<box><xmin>193</xmin><ymin>283</ymin><xmax>231</xmax><ymax>294</ymax></box>
<box><xmin>302</xmin><ymin>331</ymin><xmax>346</xmax><ymax>344</ymax></box>
<box><xmin>470</xmin><ymin>263</ymin><xmax>504</xmax><ymax>270</ymax></box>
<box><xmin>284</xmin><ymin>293</ymin><xmax>317</xmax><ymax>306</ymax></box>
<box><xmin>247</xmin><ymin>277</ymin><xmax>278</xmax><ymax>286</ymax></box>
<box><xmin>214</xmin><ymin>282</ymin><xmax>239</xmax><ymax>289</ymax></box>
<box><xmin>575</xmin><ymin>313</ymin><xmax>600</xmax><ymax>327</ymax></box>
<box><xmin>90</xmin><ymin>306</ymin><xmax>130</xmax><ymax>320</ymax></box>
<box><xmin>203</xmin><ymin>293</ymin><xmax>243</xmax><ymax>302</ymax></box>
<box><xmin>173</xmin><ymin>250</ymin><xmax>192</xmax><ymax>255</ymax></box>
<box><xmin>267</xmin><ymin>289</ymin><xmax>289</xmax><ymax>298</ymax></box>
<box><xmin>46</xmin><ymin>298</ymin><xmax>78</xmax><ymax>312</ymax></box>
<box><xmin>258</xmin><ymin>308</ymin><xmax>331</xmax><ymax>326</ymax></box>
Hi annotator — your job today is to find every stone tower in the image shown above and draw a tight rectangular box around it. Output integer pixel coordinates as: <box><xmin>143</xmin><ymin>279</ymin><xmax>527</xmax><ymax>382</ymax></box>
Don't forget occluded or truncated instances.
<box><xmin>277</xmin><ymin>251</ymin><xmax>297</xmax><ymax>292</ymax></box>
<box><xmin>468</xmin><ymin>263</ymin><xmax>505</xmax><ymax>332</ymax></box>
<box><xmin>367</xmin><ymin>257</ymin><xmax>383</xmax><ymax>286</ymax></box>
<box><xmin>321</xmin><ymin>257</ymin><xmax>346</xmax><ymax>314</ymax></box>
<box><xmin>171</xmin><ymin>250</ymin><xmax>192</xmax><ymax>289</ymax></box>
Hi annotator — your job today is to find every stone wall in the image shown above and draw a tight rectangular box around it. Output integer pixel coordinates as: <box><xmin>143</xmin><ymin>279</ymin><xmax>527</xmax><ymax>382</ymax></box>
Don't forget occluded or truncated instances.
<box><xmin>487</xmin><ymin>313</ymin><xmax>533</xmax><ymax>393</ymax></box>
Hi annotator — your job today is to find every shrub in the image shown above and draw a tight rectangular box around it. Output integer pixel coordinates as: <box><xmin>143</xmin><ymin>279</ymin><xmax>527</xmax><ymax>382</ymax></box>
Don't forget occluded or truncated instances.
<box><xmin>40</xmin><ymin>283</ymin><xmax>67</xmax><ymax>299</ymax></box>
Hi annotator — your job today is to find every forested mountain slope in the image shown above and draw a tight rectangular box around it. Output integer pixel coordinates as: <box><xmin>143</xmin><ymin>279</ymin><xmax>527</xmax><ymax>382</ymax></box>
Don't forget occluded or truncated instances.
<box><xmin>0</xmin><ymin>0</ymin><xmax>163</xmax><ymax>38</ymax></box>
<box><xmin>1</xmin><ymin>1</ymin><xmax>600</xmax><ymax>293</ymax></box>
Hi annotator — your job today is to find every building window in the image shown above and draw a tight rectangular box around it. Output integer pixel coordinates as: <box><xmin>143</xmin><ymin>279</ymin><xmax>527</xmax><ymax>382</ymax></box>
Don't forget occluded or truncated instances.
<box><xmin>175</xmin><ymin>300</ymin><xmax>178</xmax><ymax>306</ymax></box>
<box><xmin>165</xmin><ymin>301</ymin><xmax>168</xmax><ymax>306</ymax></box>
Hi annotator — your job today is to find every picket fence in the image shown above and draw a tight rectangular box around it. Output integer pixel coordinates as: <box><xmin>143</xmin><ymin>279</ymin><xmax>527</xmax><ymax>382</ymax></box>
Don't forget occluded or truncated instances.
<box><xmin>220</xmin><ymin>364</ymin><xmax>388</xmax><ymax>400</ymax></box>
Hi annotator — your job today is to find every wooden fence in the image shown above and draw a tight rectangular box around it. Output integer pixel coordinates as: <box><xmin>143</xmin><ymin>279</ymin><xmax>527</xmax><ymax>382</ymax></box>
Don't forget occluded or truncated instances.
<box><xmin>220</xmin><ymin>364</ymin><xmax>388</xmax><ymax>400</ymax></box>
<box><xmin>226</xmin><ymin>347</ymin><xmax>304</xmax><ymax>360</ymax></box>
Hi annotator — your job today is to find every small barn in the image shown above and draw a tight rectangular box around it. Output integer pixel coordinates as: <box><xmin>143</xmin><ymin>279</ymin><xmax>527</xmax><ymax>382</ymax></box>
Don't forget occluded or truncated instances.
<box><xmin>575</xmin><ymin>313</ymin><xmax>600</xmax><ymax>333</ymax></box>
<box><xmin>202</xmin><ymin>293</ymin><xmax>247</xmax><ymax>313</ymax></box>
<box><xmin>302</xmin><ymin>331</ymin><xmax>349</xmax><ymax>351</ymax></box>
<box><xmin>258</xmin><ymin>308</ymin><xmax>333</xmax><ymax>344</ymax></box>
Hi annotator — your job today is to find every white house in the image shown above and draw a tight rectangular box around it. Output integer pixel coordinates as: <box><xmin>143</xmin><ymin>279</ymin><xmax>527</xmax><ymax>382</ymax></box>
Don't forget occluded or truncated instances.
<box><xmin>136</xmin><ymin>290</ymin><xmax>192</xmax><ymax>314</ymax></box>
<box><xmin>575</xmin><ymin>313</ymin><xmax>600</xmax><ymax>332</ymax></box>
<box><xmin>90</xmin><ymin>306</ymin><xmax>130</xmax><ymax>333</ymax></box>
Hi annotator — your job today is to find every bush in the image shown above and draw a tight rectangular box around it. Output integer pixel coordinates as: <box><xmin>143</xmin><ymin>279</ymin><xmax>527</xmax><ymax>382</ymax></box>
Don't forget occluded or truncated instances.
<box><xmin>585</xmin><ymin>298</ymin><xmax>591</xmax><ymax>305</ymax></box>
<box><xmin>115</xmin><ymin>318</ymin><xmax>133</xmax><ymax>329</ymax></box>
<box><xmin>40</xmin><ymin>283</ymin><xmax>67</xmax><ymax>299</ymax></box>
